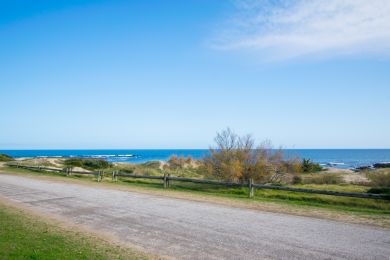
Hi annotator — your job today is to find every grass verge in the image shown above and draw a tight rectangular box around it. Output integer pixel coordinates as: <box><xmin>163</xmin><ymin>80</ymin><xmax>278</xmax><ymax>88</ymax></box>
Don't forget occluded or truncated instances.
<box><xmin>0</xmin><ymin>200</ymin><xmax>149</xmax><ymax>260</ymax></box>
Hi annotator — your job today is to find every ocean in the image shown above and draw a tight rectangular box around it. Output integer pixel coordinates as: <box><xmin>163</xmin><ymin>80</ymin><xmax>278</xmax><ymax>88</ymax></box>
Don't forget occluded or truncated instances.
<box><xmin>1</xmin><ymin>149</ymin><xmax>390</xmax><ymax>169</ymax></box>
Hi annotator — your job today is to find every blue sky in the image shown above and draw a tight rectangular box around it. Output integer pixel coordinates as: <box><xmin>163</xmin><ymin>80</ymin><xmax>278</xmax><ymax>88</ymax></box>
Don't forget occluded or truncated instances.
<box><xmin>1</xmin><ymin>0</ymin><xmax>389</xmax><ymax>149</ymax></box>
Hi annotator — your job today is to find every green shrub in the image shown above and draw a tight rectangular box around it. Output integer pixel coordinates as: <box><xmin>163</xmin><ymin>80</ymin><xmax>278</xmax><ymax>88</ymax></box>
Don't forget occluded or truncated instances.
<box><xmin>304</xmin><ymin>174</ymin><xmax>343</xmax><ymax>185</ymax></box>
<box><xmin>0</xmin><ymin>154</ymin><xmax>14</xmax><ymax>162</ymax></box>
<box><xmin>302</xmin><ymin>159</ymin><xmax>322</xmax><ymax>173</ymax></box>
<box><xmin>63</xmin><ymin>158</ymin><xmax>83</xmax><ymax>167</ymax></box>
<box><xmin>83</xmin><ymin>159</ymin><xmax>110</xmax><ymax>169</ymax></box>
<box><xmin>366</xmin><ymin>171</ymin><xmax>390</xmax><ymax>187</ymax></box>
<box><xmin>64</xmin><ymin>158</ymin><xmax>111</xmax><ymax>170</ymax></box>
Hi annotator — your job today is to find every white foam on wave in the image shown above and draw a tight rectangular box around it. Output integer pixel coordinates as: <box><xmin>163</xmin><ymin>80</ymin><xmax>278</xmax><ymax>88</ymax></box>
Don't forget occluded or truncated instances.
<box><xmin>37</xmin><ymin>156</ymin><xmax>63</xmax><ymax>158</ymax></box>
<box><xmin>328</xmin><ymin>162</ymin><xmax>345</xmax><ymax>165</ymax></box>
<box><xmin>75</xmin><ymin>154</ymin><xmax>136</xmax><ymax>159</ymax></box>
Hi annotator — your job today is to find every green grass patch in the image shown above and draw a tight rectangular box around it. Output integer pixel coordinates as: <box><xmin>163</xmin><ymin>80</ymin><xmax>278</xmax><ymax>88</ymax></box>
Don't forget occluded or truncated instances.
<box><xmin>0</xmin><ymin>203</ymin><xmax>147</xmax><ymax>260</ymax></box>
<box><xmin>64</xmin><ymin>158</ymin><xmax>111</xmax><ymax>170</ymax></box>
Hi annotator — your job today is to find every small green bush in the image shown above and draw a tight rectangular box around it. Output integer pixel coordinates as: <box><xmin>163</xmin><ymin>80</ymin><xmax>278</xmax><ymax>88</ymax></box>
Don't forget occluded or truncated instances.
<box><xmin>83</xmin><ymin>159</ymin><xmax>110</xmax><ymax>169</ymax></box>
<box><xmin>302</xmin><ymin>159</ymin><xmax>322</xmax><ymax>173</ymax></box>
<box><xmin>63</xmin><ymin>158</ymin><xmax>83</xmax><ymax>167</ymax></box>
<box><xmin>0</xmin><ymin>154</ymin><xmax>14</xmax><ymax>162</ymax></box>
<box><xmin>304</xmin><ymin>174</ymin><xmax>343</xmax><ymax>185</ymax></box>
<box><xmin>64</xmin><ymin>158</ymin><xmax>111</xmax><ymax>170</ymax></box>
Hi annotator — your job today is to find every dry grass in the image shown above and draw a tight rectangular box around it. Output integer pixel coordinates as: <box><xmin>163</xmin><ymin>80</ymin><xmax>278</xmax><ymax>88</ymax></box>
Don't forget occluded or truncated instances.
<box><xmin>365</xmin><ymin>169</ymin><xmax>390</xmax><ymax>187</ymax></box>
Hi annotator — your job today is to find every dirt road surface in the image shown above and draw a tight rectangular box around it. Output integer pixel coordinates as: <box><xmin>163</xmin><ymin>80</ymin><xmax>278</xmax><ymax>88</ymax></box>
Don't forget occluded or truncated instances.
<box><xmin>0</xmin><ymin>174</ymin><xmax>389</xmax><ymax>259</ymax></box>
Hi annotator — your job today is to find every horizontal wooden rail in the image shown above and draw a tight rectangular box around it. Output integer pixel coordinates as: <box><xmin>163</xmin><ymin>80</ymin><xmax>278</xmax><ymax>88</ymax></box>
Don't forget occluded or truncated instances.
<box><xmin>167</xmin><ymin>176</ymin><xmax>245</xmax><ymax>187</ymax></box>
<box><xmin>5</xmin><ymin>164</ymin><xmax>389</xmax><ymax>200</ymax></box>
<box><xmin>7</xmin><ymin>164</ymin><xmax>100</xmax><ymax>182</ymax></box>
<box><xmin>36</xmin><ymin>166</ymin><xmax>63</xmax><ymax>172</ymax></box>
<box><xmin>116</xmin><ymin>173</ymin><xmax>164</xmax><ymax>180</ymax></box>
<box><xmin>71</xmin><ymin>170</ymin><xmax>98</xmax><ymax>175</ymax></box>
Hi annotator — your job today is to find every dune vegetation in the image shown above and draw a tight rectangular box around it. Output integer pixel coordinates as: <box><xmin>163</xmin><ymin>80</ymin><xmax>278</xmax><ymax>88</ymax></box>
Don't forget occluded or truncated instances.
<box><xmin>0</xmin><ymin>154</ymin><xmax>14</xmax><ymax>162</ymax></box>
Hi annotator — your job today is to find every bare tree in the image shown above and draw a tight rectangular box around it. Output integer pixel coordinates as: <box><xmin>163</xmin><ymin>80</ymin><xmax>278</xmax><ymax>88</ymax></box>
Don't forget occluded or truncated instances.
<box><xmin>203</xmin><ymin>128</ymin><xmax>300</xmax><ymax>183</ymax></box>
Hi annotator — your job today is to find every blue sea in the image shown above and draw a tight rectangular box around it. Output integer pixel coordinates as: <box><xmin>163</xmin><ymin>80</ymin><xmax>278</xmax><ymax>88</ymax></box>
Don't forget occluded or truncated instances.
<box><xmin>1</xmin><ymin>149</ymin><xmax>390</xmax><ymax>169</ymax></box>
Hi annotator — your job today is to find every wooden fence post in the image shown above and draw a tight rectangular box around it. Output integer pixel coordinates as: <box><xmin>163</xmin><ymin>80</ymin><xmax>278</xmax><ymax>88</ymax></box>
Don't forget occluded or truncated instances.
<box><xmin>167</xmin><ymin>173</ymin><xmax>171</xmax><ymax>188</ymax></box>
<box><xmin>112</xmin><ymin>171</ymin><xmax>116</xmax><ymax>182</ymax></box>
<box><xmin>163</xmin><ymin>173</ymin><xmax>167</xmax><ymax>189</ymax></box>
<box><xmin>248</xmin><ymin>178</ymin><xmax>254</xmax><ymax>198</ymax></box>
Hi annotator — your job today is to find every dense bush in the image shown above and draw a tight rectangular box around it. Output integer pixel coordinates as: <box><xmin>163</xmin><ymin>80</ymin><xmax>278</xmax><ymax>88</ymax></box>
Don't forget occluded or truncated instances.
<box><xmin>167</xmin><ymin>155</ymin><xmax>193</xmax><ymax>170</ymax></box>
<box><xmin>302</xmin><ymin>159</ymin><xmax>322</xmax><ymax>173</ymax></box>
<box><xmin>0</xmin><ymin>154</ymin><xmax>14</xmax><ymax>162</ymax></box>
<box><xmin>303</xmin><ymin>174</ymin><xmax>343</xmax><ymax>184</ymax></box>
<box><xmin>64</xmin><ymin>158</ymin><xmax>111</xmax><ymax>170</ymax></box>
<box><xmin>366</xmin><ymin>171</ymin><xmax>390</xmax><ymax>187</ymax></box>
<box><xmin>202</xmin><ymin>128</ymin><xmax>302</xmax><ymax>183</ymax></box>
<box><xmin>63</xmin><ymin>158</ymin><xmax>83</xmax><ymax>167</ymax></box>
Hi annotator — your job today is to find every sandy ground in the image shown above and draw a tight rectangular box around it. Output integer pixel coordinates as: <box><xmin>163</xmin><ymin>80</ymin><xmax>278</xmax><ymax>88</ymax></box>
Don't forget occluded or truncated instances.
<box><xmin>0</xmin><ymin>173</ymin><xmax>389</xmax><ymax>259</ymax></box>
<box><xmin>322</xmin><ymin>167</ymin><xmax>354</xmax><ymax>174</ymax></box>
<box><xmin>318</xmin><ymin>167</ymin><xmax>370</xmax><ymax>184</ymax></box>
<box><xmin>343</xmin><ymin>173</ymin><xmax>369</xmax><ymax>183</ymax></box>
<box><xmin>13</xmin><ymin>158</ymin><xmax>91</xmax><ymax>172</ymax></box>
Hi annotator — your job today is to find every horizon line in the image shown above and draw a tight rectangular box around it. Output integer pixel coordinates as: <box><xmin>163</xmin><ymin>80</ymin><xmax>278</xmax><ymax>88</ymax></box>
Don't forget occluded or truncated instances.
<box><xmin>1</xmin><ymin>148</ymin><xmax>390</xmax><ymax>150</ymax></box>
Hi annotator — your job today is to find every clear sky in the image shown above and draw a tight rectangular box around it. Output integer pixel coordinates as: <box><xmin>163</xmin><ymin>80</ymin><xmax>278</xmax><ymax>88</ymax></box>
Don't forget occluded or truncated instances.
<box><xmin>1</xmin><ymin>0</ymin><xmax>389</xmax><ymax>149</ymax></box>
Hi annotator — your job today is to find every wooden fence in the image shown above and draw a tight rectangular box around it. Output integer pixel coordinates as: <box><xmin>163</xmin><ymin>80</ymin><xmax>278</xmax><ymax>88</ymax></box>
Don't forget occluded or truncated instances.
<box><xmin>7</xmin><ymin>163</ymin><xmax>389</xmax><ymax>200</ymax></box>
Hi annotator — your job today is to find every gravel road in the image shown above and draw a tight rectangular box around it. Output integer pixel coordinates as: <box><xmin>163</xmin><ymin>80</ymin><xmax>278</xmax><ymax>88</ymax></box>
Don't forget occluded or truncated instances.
<box><xmin>0</xmin><ymin>174</ymin><xmax>389</xmax><ymax>259</ymax></box>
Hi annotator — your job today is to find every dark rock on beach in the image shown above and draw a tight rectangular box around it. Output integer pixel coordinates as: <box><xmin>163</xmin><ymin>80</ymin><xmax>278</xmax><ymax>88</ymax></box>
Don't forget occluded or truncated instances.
<box><xmin>354</xmin><ymin>166</ymin><xmax>373</xmax><ymax>172</ymax></box>
<box><xmin>373</xmin><ymin>163</ymin><xmax>390</xmax><ymax>168</ymax></box>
